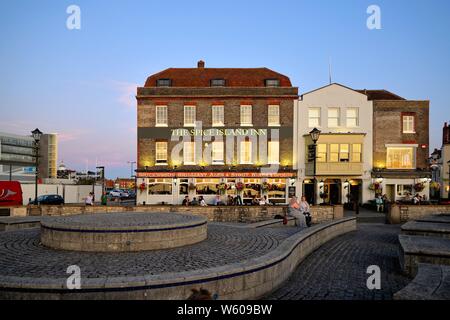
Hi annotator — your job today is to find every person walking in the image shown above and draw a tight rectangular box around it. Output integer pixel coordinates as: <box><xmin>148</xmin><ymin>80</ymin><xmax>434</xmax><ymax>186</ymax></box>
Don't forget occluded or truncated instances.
<box><xmin>85</xmin><ymin>192</ymin><xmax>94</xmax><ymax>206</ymax></box>
<box><xmin>287</xmin><ymin>196</ymin><xmax>306</xmax><ymax>228</ymax></box>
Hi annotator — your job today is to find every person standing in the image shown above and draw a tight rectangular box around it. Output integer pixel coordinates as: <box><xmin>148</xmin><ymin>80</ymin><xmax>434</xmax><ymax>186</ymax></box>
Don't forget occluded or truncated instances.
<box><xmin>85</xmin><ymin>192</ymin><xmax>94</xmax><ymax>206</ymax></box>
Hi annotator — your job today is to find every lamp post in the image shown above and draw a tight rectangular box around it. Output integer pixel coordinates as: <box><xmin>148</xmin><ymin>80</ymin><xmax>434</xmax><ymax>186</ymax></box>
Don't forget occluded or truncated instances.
<box><xmin>31</xmin><ymin>128</ymin><xmax>43</xmax><ymax>204</ymax></box>
<box><xmin>128</xmin><ymin>161</ymin><xmax>136</xmax><ymax>178</ymax></box>
<box><xmin>96</xmin><ymin>166</ymin><xmax>105</xmax><ymax>199</ymax></box>
<box><xmin>309</xmin><ymin>128</ymin><xmax>321</xmax><ymax>205</ymax></box>
<box><xmin>448</xmin><ymin>161</ymin><xmax>450</xmax><ymax>200</ymax></box>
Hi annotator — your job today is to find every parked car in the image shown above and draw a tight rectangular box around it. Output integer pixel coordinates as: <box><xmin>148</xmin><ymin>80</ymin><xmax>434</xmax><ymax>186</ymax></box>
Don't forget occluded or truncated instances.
<box><xmin>30</xmin><ymin>195</ymin><xmax>64</xmax><ymax>205</ymax></box>
<box><xmin>108</xmin><ymin>189</ymin><xmax>123</xmax><ymax>198</ymax></box>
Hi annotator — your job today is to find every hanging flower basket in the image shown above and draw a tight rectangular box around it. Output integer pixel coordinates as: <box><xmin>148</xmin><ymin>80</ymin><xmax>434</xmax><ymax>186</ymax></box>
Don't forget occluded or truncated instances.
<box><xmin>414</xmin><ymin>183</ymin><xmax>425</xmax><ymax>192</ymax></box>
<box><xmin>235</xmin><ymin>182</ymin><xmax>244</xmax><ymax>191</ymax></box>
<box><xmin>139</xmin><ymin>183</ymin><xmax>147</xmax><ymax>193</ymax></box>
<box><xmin>430</xmin><ymin>181</ymin><xmax>441</xmax><ymax>191</ymax></box>
<box><xmin>217</xmin><ymin>183</ymin><xmax>228</xmax><ymax>194</ymax></box>
<box><xmin>369</xmin><ymin>182</ymin><xmax>382</xmax><ymax>192</ymax></box>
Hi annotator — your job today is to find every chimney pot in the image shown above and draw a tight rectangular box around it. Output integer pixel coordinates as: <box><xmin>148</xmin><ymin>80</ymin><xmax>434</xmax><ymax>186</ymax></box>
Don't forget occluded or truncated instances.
<box><xmin>197</xmin><ymin>60</ymin><xmax>205</xmax><ymax>68</ymax></box>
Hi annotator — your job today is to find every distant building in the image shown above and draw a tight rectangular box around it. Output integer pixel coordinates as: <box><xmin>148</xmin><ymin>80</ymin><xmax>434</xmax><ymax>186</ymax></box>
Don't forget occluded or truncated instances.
<box><xmin>0</xmin><ymin>132</ymin><xmax>58</xmax><ymax>182</ymax></box>
<box><xmin>432</xmin><ymin>123</ymin><xmax>450</xmax><ymax>199</ymax></box>
<box><xmin>115</xmin><ymin>178</ymin><xmax>135</xmax><ymax>190</ymax></box>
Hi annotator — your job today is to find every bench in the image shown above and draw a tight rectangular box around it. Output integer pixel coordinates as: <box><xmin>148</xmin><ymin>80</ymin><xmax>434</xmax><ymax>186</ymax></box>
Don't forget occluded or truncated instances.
<box><xmin>399</xmin><ymin>234</ymin><xmax>450</xmax><ymax>276</ymax></box>
<box><xmin>394</xmin><ymin>263</ymin><xmax>450</xmax><ymax>300</ymax></box>
<box><xmin>0</xmin><ymin>217</ymin><xmax>41</xmax><ymax>232</ymax></box>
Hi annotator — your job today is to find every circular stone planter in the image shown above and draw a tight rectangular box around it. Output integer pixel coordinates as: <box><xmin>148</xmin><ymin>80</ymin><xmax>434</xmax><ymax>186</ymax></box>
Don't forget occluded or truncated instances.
<box><xmin>40</xmin><ymin>212</ymin><xmax>207</xmax><ymax>252</ymax></box>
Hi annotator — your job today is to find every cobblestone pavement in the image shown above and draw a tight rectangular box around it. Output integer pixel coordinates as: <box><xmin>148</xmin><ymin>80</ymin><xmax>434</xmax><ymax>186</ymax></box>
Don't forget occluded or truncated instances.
<box><xmin>267</xmin><ymin>223</ymin><xmax>411</xmax><ymax>300</ymax></box>
<box><xmin>0</xmin><ymin>223</ymin><xmax>299</xmax><ymax>279</ymax></box>
<box><xmin>41</xmin><ymin>212</ymin><xmax>203</xmax><ymax>229</ymax></box>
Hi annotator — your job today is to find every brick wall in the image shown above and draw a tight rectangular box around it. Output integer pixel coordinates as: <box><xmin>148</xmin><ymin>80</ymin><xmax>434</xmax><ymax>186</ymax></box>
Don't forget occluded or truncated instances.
<box><xmin>373</xmin><ymin>100</ymin><xmax>430</xmax><ymax>169</ymax></box>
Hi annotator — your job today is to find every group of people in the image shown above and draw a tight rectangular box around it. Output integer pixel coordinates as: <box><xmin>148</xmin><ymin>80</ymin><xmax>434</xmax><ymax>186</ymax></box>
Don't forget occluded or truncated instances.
<box><xmin>287</xmin><ymin>196</ymin><xmax>312</xmax><ymax>228</ymax></box>
<box><xmin>182</xmin><ymin>195</ymin><xmax>208</xmax><ymax>206</ymax></box>
<box><xmin>181</xmin><ymin>194</ymin><xmax>274</xmax><ymax>206</ymax></box>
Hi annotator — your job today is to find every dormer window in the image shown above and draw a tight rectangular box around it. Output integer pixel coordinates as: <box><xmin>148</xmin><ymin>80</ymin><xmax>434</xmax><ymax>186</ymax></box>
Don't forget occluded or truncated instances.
<box><xmin>156</xmin><ymin>79</ymin><xmax>172</xmax><ymax>87</ymax></box>
<box><xmin>211</xmin><ymin>79</ymin><xmax>226</xmax><ymax>87</ymax></box>
<box><xmin>265</xmin><ymin>79</ymin><xmax>280</xmax><ymax>87</ymax></box>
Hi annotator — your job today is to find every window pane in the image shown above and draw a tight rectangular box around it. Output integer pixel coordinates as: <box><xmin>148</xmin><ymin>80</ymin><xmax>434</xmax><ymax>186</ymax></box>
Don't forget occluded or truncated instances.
<box><xmin>240</xmin><ymin>141</ymin><xmax>252</xmax><ymax>163</ymax></box>
<box><xmin>156</xmin><ymin>106</ymin><xmax>168</xmax><ymax>126</ymax></box>
<box><xmin>317</xmin><ymin>144</ymin><xmax>327</xmax><ymax>162</ymax></box>
<box><xmin>347</xmin><ymin>108</ymin><xmax>359</xmax><ymax>127</ymax></box>
<box><xmin>308</xmin><ymin>108</ymin><xmax>321</xmax><ymax>127</ymax></box>
<box><xmin>241</xmin><ymin>105</ymin><xmax>252</xmax><ymax>125</ymax></box>
<box><xmin>268</xmin><ymin>105</ymin><xmax>280</xmax><ymax>126</ymax></box>
<box><xmin>403</xmin><ymin>116</ymin><xmax>415</xmax><ymax>133</ymax></box>
<box><xmin>184</xmin><ymin>106</ymin><xmax>196</xmax><ymax>126</ymax></box>
<box><xmin>155</xmin><ymin>142</ymin><xmax>167</xmax><ymax>164</ymax></box>
<box><xmin>212</xmin><ymin>105</ymin><xmax>224</xmax><ymax>126</ymax></box>
<box><xmin>387</xmin><ymin>147</ymin><xmax>414</xmax><ymax>169</ymax></box>
<box><xmin>183</xmin><ymin>142</ymin><xmax>195</xmax><ymax>164</ymax></box>
<box><xmin>212</xmin><ymin>141</ymin><xmax>224</xmax><ymax>163</ymax></box>
<box><xmin>340</xmin><ymin>144</ymin><xmax>349</xmax><ymax>162</ymax></box>
<box><xmin>328</xmin><ymin>108</ymin><xmax>340</xmax><ymax>127</ymax></box>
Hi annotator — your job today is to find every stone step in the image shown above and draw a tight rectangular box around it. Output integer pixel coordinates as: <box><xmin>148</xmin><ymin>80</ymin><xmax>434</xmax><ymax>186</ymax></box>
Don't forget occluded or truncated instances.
<box><xmin>402</xmin><ymin>221</ymin><xmax>450</xmax><ymax>239</ymax></box>
<box><xmin>0</xmin><ymin>216</ymin><xmax>41</xmax><ymax>232</ymax></box>
<box><xmin>394</xmin><ymin>263</ymin><xmax>450</xmax><ymax>300</ymax></box>
<box><xmin>399</xmin><ymin>234</ymin><xmax>450</xmax><ymax>276</ymax></box>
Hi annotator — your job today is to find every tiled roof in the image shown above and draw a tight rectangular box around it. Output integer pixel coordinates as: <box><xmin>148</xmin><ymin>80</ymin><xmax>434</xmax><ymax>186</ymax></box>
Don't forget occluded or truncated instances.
<box><xmin>355</xmin><ymin>89</ymin><xmax>405</xmax><ymax>100</ymax></box>
<box><xmin>144</xmin><ymin>63</ymin><xmax>293</xmax><ymax>87</ymax></box>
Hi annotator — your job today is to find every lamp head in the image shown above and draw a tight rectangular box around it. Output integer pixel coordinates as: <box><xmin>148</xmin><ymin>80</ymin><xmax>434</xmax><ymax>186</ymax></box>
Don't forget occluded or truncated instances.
<box><xmin>31</xmin><ymin>128</ymin><xmax>43</xmax><ymax>142</ymax></box>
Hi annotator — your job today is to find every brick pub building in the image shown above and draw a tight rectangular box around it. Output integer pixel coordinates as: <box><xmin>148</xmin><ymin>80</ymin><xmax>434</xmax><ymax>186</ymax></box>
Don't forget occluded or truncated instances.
<box><xmin>136</xmin><ymin>61</ymin><xmax>299</xmax><ymax>205</ymax></box>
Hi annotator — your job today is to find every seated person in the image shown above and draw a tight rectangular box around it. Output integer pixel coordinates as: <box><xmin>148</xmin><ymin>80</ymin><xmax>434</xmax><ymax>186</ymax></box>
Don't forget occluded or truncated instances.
<box><xmin>182</xmin><ymin>196</ymin><xmax>190</xmax><ymax>206</ymax></box>
<box><xmin>199</xmin><ymin>196</ymin><xmax>207</xmax><ymax>207</ymax></box>
<box><xmin>190</xmin><ymin>197</ymin><xmax>199</xmax><ymax>206</ymax></box>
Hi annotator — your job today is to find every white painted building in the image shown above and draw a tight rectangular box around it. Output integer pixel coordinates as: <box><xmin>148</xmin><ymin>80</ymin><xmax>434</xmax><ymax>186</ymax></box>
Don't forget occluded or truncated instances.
<box><xmin>293</xmin><ymin>83</ymin><xmax>374</xmax><ymax>205</ymax></box>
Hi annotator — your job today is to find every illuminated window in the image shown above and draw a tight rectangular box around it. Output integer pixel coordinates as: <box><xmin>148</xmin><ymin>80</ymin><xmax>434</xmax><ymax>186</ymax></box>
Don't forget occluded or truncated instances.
<box><xmin>212</xmin><ymin>141</ymin><xmax>224</xmax><ymax>164</ymax></box>
<box><xmin>155</xmin><ymin>106</ymin><xmax>168</xmax><ymax>126</ymax></box>
<box><xmin>347</xmin><ymin>108</ymin><xmax>359</xmax><ymax>127</ymax></box>
<box><xmin>387</xmin><ymin>147</ymin><xmax>415</xmax><ymax>169</ymax></box>
<box><xmin>240</xmin><ymin>105</ymin><xmax>252</xmax><ymax>126</ymax></box>
<box><xmin>183</xmin><ymin>141</ymin><xmax>195</xmax><ymax>165</ymax></box>
<box><xmin>403</xmin><ymin>115</ymin><xmax>415</xmax><ymax>133</ymax></box>
<box><xmin>240</xmin><ymin>140</ymin><xmax>252</xmax><ymax>164</ymax></box>
<box><xmin>328</xmin><ymin>108</ymin><xmax>340</xmax><ymax>127</ymax></box>
<box><xmin>195</xmin><ymin>178</ymin><xmax>221</xmax><ymax>195</ymax></box>
<box><xmin>317</xmin><ymin>144</ymin><xmax>327</xmax><ymax>162</ymax></box>
<box><xmin>308</xmin><ymin>108</ymin><xmax>321</xmax><ymax>127</ymax></box>
<box><xmin>148</xmin><ymin>178</ymin><xmax>172</xmax><ymax>195</ymax></box>
<box><xmin>339</xmin><ymin>144</ymin><xmax>349</xmax><ymax>162</ymax></box>
<box><xmin>330</xmin><ymin>144</ymin><xmax>339</xmax><ymax>162</ymax></box>
<box><xmin>212</xmin><ymin>105</ymin><xmax>224</xmax><ymax>126</ymax></box>
<box><xmin>268</xmin><ymin>105</ymin><xmax>280</xmax><ymax>126</ymax></box>
<box><xmin>268</xmin><ymin>140</ymin><xmax>279</xmax><ymax>164</ymax></box>
<box><xmin>155</xmin><ymin>141</ymin><xmax>168</xmax><ymax>165</ymax></box>
<box><xmin>184</xmin><ymin>106</ymin><xmax>196</xmax><ymax>126</ymax></box>
<box><xmin>352</xmin><ymin>144</ymin><xmax>362</xmax><ymax>162</ymax></box>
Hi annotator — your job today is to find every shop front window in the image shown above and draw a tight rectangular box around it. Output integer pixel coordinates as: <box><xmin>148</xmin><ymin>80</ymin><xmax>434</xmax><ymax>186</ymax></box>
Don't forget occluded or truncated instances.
<box><xmin>387</xmin><ymin>147</ymin><xmax>415</xmax><ymax>169</ymax></box>
<box><xmin>195</xmin><ymin>178</ymin><xmax>221</xmax><ymax>195</ymax></box>
<box><xmin>397</xmin><ymin>184</ymin><xmax>413</xmax><ymax>197</ymax></box>
<box><xmin>226</xmin><ymin>178</ymin><xmax>237</xmax><ymax>196</ymax></box>
<box><xmin>243</xmin><ymin>179</ymin><xmax>261</xmax><ymax>199</ymax></box>
<box><xmin>148</xmin><ymin>178</ymin><xmax>172</xmax><ymax>195</ymax></box>
<box><xmin>267</xmin><ymin>179</ymin><xmax>286</xmax><ymax>199</ymax></box>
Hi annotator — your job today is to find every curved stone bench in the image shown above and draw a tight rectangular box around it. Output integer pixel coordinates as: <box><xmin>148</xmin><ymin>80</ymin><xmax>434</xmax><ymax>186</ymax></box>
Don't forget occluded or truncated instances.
<box><xmin>416</xmin><ymin>215</ymin><xmax>450</xmax><ymax>224</ymax></box>
<box><xmin>0</xmin><ymin>217</ymin><xmax>41</xmax><ymax>232</ymax></box>
<box><xmin>0</xmin><ymin>217</ymin><xmax>356</xmax><ymax>300</ymax></box>
<box><xmin>401</xmin><ymin>221</ymin><xmax>450</xmax><ymax>239</ymax></box>
<box><xmin>399</xmin><ymin>235</ymin><xmax>450</xmax><ymax>276</ymax></box>
<box><xmin>394</xmin><ymin>263</ymin><xmax>450</xmax><ymax>300</ymax></box>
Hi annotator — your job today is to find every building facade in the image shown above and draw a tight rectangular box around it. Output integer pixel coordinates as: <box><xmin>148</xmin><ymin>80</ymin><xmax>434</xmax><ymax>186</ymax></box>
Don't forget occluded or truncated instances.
<box><xmin>294</xmin><ymin>84</ymin><xmax>374</xmax><ymax>205</ymax></box>
<box><xmin>136</xmin><ymin>61</ymin><xmax>298</xmax><ymax>205</ymax></box>
<box><xmin>0</xmin><ymin>132</ymin><xmax>58</xmax><ymax>182</ymax></box>
<box><xmin>366</xmin><ymin>90</ymin><xmax>431</xmax><ymax>201</ymax></box>
<box><xmin>430</xmin><ymin>123</ymin><xmax>450</xmax><ymax>200</ymax></box>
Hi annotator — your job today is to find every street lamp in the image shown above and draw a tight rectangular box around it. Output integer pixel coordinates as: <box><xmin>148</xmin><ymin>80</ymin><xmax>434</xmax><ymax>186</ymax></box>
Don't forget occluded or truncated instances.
<box><xmin>128</xmin><ymin>161</ymin><xmax>136</xmax><ymax>178</ymax></box>
<box><xmin>309</xmin><ymin>128</ymin><xmax>321</xmax><ymax>205</ymax></box>
<box><xmin>31</xmin><ymin>128</ymin><xmax>43</xmax><ymax>204</ymax></box>
<box><xmin>96</xmin><ymin>166</ymin><xmax>105</xmax><ymax>202</ymax></box>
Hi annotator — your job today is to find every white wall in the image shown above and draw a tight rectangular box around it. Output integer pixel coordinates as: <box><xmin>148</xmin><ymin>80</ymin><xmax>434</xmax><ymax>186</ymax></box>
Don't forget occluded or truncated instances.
<box><xmin>21</xmin><ymin>183</ymin><xmax>102</xmax><ymax>205</ymax></box>
<box><xmin>294</xmin><ymin>83</ymin><xmax>374</xmax><ymax>203</ymax></box>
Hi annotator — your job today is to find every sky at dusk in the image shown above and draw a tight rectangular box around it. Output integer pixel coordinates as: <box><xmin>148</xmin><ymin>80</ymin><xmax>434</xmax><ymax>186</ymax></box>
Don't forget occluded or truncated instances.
<box><xmin>1</xmin><ymin>0</ymin><xmax>449</xmax><ymax>178</ymax></box>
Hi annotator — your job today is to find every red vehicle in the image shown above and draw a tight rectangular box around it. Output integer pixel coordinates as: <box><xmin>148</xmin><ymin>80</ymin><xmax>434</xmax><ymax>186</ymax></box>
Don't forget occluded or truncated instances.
<box><xmin>0</xmin><ymin>181</ymin><xmax>23</xmax><ymax>206</ymax></box>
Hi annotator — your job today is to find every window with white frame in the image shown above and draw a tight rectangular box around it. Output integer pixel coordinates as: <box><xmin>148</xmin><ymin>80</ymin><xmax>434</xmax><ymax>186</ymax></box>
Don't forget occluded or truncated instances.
<box><xmin>347</xmin><ymin>108</ymin><xmax>359</xmax><ymax>127</ymax></box>
<box><xmin>212</xmin><ymin>105</ymin><xmax>224</xmax><ymax>126</ymax></box>
<box><xmin>351</xmin><ymin>144</ymin><xmax>362</xmax><ymax>162</ymax></box>
<box><xmin>212</xmin><ymin>141</ymin><xmax>224</xmax><ymax>164</ymax></box>
<box><xmin>328</xmin><ymin>108</ymin><xmax>340</xmax><ymax>127</ymax></box>
<box><xmin>317</xmin><ymin>144</ymin><xmax>327</xmax><ymax>162</ymax></box>
<box><xmin>155</xmin><ymin>141</ymin><xmax>168</xmax><ymax>165</ymax></box>
<box><xmin>268</xmin><ymin>140</ymin><xmax>279</xmax><ymax>164</ymax></box>
<box><xmin>268</xmin><ymin>105</ymin><xmax>280</xmax><ymax>126</ymax></box>
<box><xmin>387</xmin><ymin>147</ymin><xmax>415</xmax><ymax>169</ymax></box>
<box><xmin>183</xmin><ymin>141</ymin><xmax>195</xmax><ymax>165</ymax></box>
<box><xmin>308</xmin><ymin>108</ymin><xmax>321</xmax><ymax>127</ymax></box>
<box><xmin>155</xmin><ymin>105</ymin><xmax>168</xmax><ymax>127</ymax></box>
<box><xmin>240</xmin><ymin>105</ymin><xmax>252</xmax><ymax>126</ymax></box>
<box><xmin>403</xmin><ymin>115</ymin><xmax>415</xmax><ymax>133</ymax></box>
<box><xmin>184</xmin><ymin>106</ymin><xmax>196</xmax><ymax>126</ymax></box>
<box><xmin>240</xmin><ymin>140</ymin><xmax>252</xmax><ymax>164</ymax></box>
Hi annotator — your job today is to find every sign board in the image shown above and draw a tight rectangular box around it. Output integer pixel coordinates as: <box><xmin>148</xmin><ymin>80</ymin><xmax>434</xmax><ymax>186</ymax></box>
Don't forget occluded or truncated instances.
<box><xmin>137</xmin><ymin>172</ymin><xmax>296</xmax><ymax>178</ymax></box>
<box><xmin>288</xmin><ymin>186</ymin><xmax>296</xmax><ymax>198</ymax></box>
<box><xmin>307</xmin><ymin>145</ymin><xmax>316</xmax><ymax>162</ymax></box>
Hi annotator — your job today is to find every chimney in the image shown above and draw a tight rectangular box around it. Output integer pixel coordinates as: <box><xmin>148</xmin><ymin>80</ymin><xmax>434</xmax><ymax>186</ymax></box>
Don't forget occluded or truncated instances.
<box><xmin>444</xmin><ymin>122</ymin><xmax>450</xmax><ymax>145</ymax></box>
<box><xmin>197</xmin><ymin>60</ymin><xmax>205</xmax><ymax>68</ymax></box>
